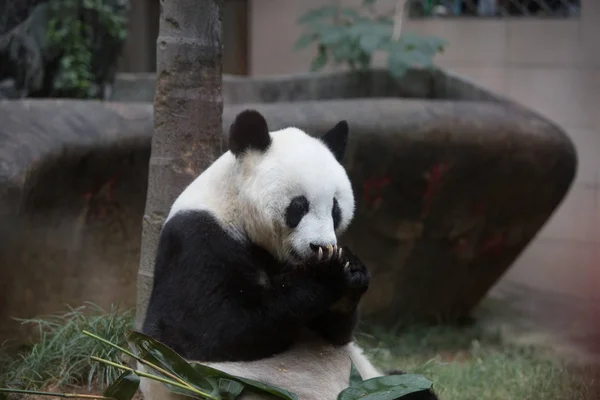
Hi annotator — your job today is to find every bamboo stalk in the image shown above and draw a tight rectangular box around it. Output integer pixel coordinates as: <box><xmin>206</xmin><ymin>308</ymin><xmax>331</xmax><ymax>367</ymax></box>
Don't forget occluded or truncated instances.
<box><xmin>0</xmin><ymin>388</ymin><xmax>115</xmax><ymax>399</ymax></box>
<box><xmin>89</xmin><ymin>357</ymin><xmax>218</xmax><ymax>400</ymax></box>
<box><xmin>81</xmin><ymin>330</ymin><xmax>195</xmax><ymax>393</ymax></box>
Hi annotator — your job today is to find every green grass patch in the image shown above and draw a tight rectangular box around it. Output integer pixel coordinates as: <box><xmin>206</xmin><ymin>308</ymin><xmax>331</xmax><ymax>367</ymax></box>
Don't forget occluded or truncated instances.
<box><xmin>0</xmin><ymin>304</ymin><xmax>596</xmax><ymax>400</ymax></box>
<box><xmin>0</xmin><ymin>302</ymin><xmax>133</xmax><ymax>395</ymax></box>
<box><xmin>356</xmin><ymin>323</ymin><xmax>596</xmax><ymax>400</ymax></box>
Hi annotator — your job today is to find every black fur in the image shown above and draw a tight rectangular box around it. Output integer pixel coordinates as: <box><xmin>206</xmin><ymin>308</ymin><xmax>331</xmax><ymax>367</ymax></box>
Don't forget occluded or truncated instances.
<box><xmin>307</xmin><ymin>245</ymin><xmax>369</xmax><ymax>345</ymax></box>
<box><xmin>142</xmin><ymin>210</ymin><xmax>369</xmax><ymax>362</ymax></box>
<box><xmin>285</xmin><ymin>195</ymin><xmax>309</xmax><ymax>229</ymax></box>
<box><xmin>229</xmin><ymin>109</ymin><xmax>271</xmax><ymax>156</ymax></box>
<box><xmin>332</xmin><ymin>198</ymin><xmax>342</xmax><ymax>229</ymax></box>
<box><xmin>321</xmin><ymin>120</ymin><xmax>349</xmax><ymax>162</ymax></box>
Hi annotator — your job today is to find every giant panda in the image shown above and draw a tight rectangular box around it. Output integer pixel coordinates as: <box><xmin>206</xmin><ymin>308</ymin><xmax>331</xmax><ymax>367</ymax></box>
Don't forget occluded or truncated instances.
<box><xmin>138</xmin><ymin>109</ymin><xmax>439</xmax><ymax>400</ymax></box>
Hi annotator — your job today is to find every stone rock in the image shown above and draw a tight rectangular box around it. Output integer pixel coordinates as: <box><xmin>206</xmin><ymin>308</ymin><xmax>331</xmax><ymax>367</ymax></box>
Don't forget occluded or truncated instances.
<box><xmin>0</xmin><ymin>99</ymin><xmax>153</xmax><ymax>341</ymax></box>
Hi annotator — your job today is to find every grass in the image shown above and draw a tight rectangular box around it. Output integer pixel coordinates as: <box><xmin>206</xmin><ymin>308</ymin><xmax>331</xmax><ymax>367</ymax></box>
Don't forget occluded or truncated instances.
<box><xmin>356</xmin><ymin>322</ymin><xmax>597</xmax><ymax>400</ymax></box>
<box><xmin>0</xmin><ymin>303</ymin><xmax>133</xmax><ymax>397</ymax></box>
<box><xmin>0</xmin><ymin>303</ymin><xmax>597</xmax><ymax>400</ymax></box>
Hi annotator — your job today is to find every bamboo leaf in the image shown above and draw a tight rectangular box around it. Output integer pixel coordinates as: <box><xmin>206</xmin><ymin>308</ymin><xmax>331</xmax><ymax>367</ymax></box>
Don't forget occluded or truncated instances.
<box><xmin>126</xmin><ymin>331</ymin><xmax>218</xmax><ymax>398</ymax></box>
<box><xmin>337</xmin><ymin>374</ymin><xmax>432</xmax><ymax>400</ymax></box>
<box><xmin>217</xmin><ymin>379</ymin><xmax>244</xmax><ymax>400</ymax></box>
<box><xmin>103</xmin><ymin>371</ymin><xmax>140</xmax><ymax>400</ymax></box>
<box><xmin>349</xmin><ymin>363</ymin><xmax>363</xmax><ymax>387</ymax></box>
<box><xmin>192</xmin><ymin>364</ymin><xmax>298</xmax><ymax>400</ymax></box>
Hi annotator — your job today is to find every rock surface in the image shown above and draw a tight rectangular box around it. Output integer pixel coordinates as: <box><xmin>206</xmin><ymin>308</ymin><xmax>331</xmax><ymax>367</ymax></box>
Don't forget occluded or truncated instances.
<box><xmin>0</xmin><ymin>100</ymin><xmax>152</xmax><ymax>341</ymax></box>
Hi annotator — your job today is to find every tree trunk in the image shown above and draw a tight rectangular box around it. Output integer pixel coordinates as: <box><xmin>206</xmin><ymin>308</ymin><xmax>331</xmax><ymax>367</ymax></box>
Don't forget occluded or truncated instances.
<box><xmin>135</xmin><ymin>0</ymin><xmax>223</xmax><ymax>329</ymax></box>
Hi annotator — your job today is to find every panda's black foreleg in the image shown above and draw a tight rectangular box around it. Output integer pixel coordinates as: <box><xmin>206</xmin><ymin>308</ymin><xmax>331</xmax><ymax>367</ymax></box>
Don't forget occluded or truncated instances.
<box><xmin>307</xmin><ymin>246</ymin><xmax>370</xmax><ymax>346</ymax></box>
<box><xmin>307</xmin><ymin>306</ymin><xmax>359</xmax><ymax>345</ymax></box>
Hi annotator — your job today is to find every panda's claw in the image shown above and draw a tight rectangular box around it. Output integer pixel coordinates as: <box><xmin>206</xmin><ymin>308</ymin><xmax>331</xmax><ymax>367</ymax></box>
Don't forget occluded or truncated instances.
<box><xmin>317</xmin><ymin>247</ymin><xmax>323</xmax><ymax>261</ymax></box>
<box><xmin>327</xmin><ymin>244</ymin><xmax>334</xmax><ymax>260</ymax></box>
<box><xmin>338</xmin><ymin>247</ymin><xmax>343</xmax><ymax>260</ymax></box>
<box><xmin>344</xmin><ymin>261</ymin><xmax>350</xmax><ymax>270</ymax></box>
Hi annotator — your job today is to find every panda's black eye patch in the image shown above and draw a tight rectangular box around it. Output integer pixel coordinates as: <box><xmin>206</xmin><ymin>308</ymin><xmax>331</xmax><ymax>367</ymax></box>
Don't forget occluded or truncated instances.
<box><xmin>332</xmin><ymin>198</ymin><xmax>341</xmax><ymax>229</ymax></box>
<box><xmin>285</xmin><ymin>196</ymin><xmax>309</xmax><ymax>229</ymax></box>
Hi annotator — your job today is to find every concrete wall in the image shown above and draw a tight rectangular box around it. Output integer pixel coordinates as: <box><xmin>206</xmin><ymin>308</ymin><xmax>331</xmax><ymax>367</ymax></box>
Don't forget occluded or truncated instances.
<box><xmin>249</xmin><ymin>0</ymin><xmax>600</xmax><ymax>303</ymax></box>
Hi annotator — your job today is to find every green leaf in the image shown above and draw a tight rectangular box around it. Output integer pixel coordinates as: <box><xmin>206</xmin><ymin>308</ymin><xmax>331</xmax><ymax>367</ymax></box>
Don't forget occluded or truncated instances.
<box><xmin>330</xmin><ymin>36</ymin><xmax>356</xmax><ymax>64</ymax></box>
<box><xmin>103</xmin><ymin>371</ymin><xmax>140</xmax><ymax>400</ymax></box>
<box><xmin>193</xmin><ymin>363</ymin><xmax>298</xmax><ymax>400</ymax></box>
<box><xmin>218</xmin><ymin>378</ymin><xmax>244</xmax><ymax>399</ymax></box>
<box><xmin>349</xmin><ymin>363</ymin><xmax>363</xmax><ymax>387</ymax></box>
<box><xmin>319</xmin><ymin>25</ymin><xmax>347</xmax><ymax>45</ymax></box>
<box><xmin>359</xmin><ymin>33</ymin><xmax>383</xmax><ymax>54</ymax></box>
<box><xmin>297</xmin><ymin>5</ymin><xmax>338</xmax><ymax>24</ymax></box>
<box><xmin>348</xmin><ymin>20</ymin><xmax>391</xmax><ymax>40</ymax></box>
<box><xmin>293</xmin><ymin>32</ymin><xmax>318</xmax><ymax>51</ymax></box>
<box><xmin>387</xmin><ymin>59</ymin><xmax>409</xmax><ymax>79</ymax></box>
<box><xmin>126</xmin><ymin>331</ymin><xmax>218</xmax><ymax>398</ymax></box>
<box><xmin>311</xmin><ymin>46</ymin><xmax>328</xmax><ymax>71</ymax></box>
<box><xmin>337</xmin><ymin>374</ymin><xmax>433</xmax><ymax>400</ymax></box>
<box><xmin>356</xmin><ymin>50</ymin><xmax>372</xmax><ymax>70</ymax></box>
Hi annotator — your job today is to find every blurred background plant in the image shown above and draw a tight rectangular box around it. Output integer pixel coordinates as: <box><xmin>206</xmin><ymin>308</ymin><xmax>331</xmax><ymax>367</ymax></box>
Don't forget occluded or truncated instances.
<box><xmin>293</xmin><ymin>0</ymin><xmax>446</xmax><ymax>78</ymax></box>
<box><xmin>0</xmin><ymin>0</ymin><xmax>129</xmax><ymax>99</ymax></box>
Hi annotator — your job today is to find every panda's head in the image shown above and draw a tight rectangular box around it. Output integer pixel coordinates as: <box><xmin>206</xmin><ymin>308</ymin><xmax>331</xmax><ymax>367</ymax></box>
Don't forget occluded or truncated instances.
<box><xmin>229</xmin><ymin>109</ymin><xmax>354</xmax><ymax>265</ymax></box>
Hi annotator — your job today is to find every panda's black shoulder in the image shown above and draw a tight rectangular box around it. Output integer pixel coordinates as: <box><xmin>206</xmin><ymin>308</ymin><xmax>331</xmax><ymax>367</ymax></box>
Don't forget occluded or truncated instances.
<box><xmin>152</xmin><ymin>209</ymin><xmax>230</xmax><ymax>279</ymax></box>
<box><xmin>154</xmin><ymin>209</ymin><xmax>277</xmax><ymax>279</ymax></box>
<box><xmin>161</xmin><ymin>209</ymin><xmax>226</xmax><ymax>242</ymax></box>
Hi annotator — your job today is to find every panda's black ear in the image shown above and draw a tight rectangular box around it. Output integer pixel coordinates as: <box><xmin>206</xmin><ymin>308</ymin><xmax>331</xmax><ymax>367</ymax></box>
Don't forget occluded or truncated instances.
<box><xmin>229</xmin><ymin>109</ymin><xmax>271</xmax><ymax>157</ymax></box>
<box><xmin>321</xmin><ymin>120</ymin><xmax>349</xmax><ymax>162</ymax></box>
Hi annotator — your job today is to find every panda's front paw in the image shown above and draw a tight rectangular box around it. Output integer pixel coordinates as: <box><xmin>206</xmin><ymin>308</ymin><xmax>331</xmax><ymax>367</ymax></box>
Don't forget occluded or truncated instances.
<box><xmin>310</xmin><ymin>245</ymin><xmax>370</xmax><ymax>295</ymax></box>
<box><xmin>337</xmin><ymin>246</ymin><xmax>370</xmax><ymax>295</ymax></box>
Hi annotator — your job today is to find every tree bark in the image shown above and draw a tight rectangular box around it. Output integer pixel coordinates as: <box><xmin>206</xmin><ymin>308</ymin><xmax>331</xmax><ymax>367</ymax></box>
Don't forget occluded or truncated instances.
<box><xmin>135</xmin><ymin>0</ymin><xmax>223</xmax><ymax>329</ymax></box>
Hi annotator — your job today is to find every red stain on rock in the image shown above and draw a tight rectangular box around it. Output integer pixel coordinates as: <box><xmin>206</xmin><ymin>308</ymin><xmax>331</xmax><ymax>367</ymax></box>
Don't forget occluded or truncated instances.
<box><xmin>453</xmin><ymin>238</ymin><xmax>470</xmax><ymax>258</ymax></box>
<box><xmin>420</xmin><ymin>162</ymin><xmax>450</xmax><ymax>218</ymax></box>
<box><xmin>472</xmin><ymin>201</ymin><xmax>486</xmax><ymax>217</ymax></box>
<box><xmin>363</xmin><ymin>176</ymin><xmax>391</xmax><ymax>206</ymax></box>
<box><xmin>481</xmin><ymin>232</ymin><xmax>506</xmax><ymax>256</ymax></box>
<box><xmin>81</xmin><ymin>176</ymin><xmax>119</xmax><ymax>221</ymax></box>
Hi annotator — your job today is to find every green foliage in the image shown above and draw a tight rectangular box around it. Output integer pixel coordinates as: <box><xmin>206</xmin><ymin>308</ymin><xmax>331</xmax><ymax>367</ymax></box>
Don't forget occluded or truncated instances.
<box><xmin>341</xmin><ymin>363</ymin><xmax>432</xmax><ymax>400</ymax></box>
<box><xmin>1</xmin><ymin>303</ymin><xmax>593</xmax><ymax>400</ymax></box>
<box><xmin>356</xmin><ymin>322</ymin><xmax>594</xmax><ymax>400</ymax></box>
<box><xmin>0</xmin><ymin>314</ymin><xmax>434</xmax><ymax>400</ymax></box>
<box><xmin>339</xmin><ymin>372</ymin><xmax>432</xmax><ymax>400</ymax></box>
<box><xmin>293</xmin><ymin>0</ymin><xmax>446</xmax><ymax>78</ymax></box>
<box><xmin>46</xmin><ymin>0</ymin><xmax>129</xmax><ymax>98</ymax></box>
<box><xmin>0</xmin><ymin>303</ymin><xmax>133</xmax><ymax>394</ymax></box>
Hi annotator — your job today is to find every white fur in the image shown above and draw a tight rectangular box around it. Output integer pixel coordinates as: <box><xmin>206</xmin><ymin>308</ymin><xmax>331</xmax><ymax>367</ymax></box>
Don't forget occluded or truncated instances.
<box><xmin>141</xmin><ymin>126</ymin><xmax>382</xmax><ymax>400</ymax></box>
<box><xmin>139</xmin><ymin>330</ymin><xmax>382</xmax><ymax>400</ymax></box>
